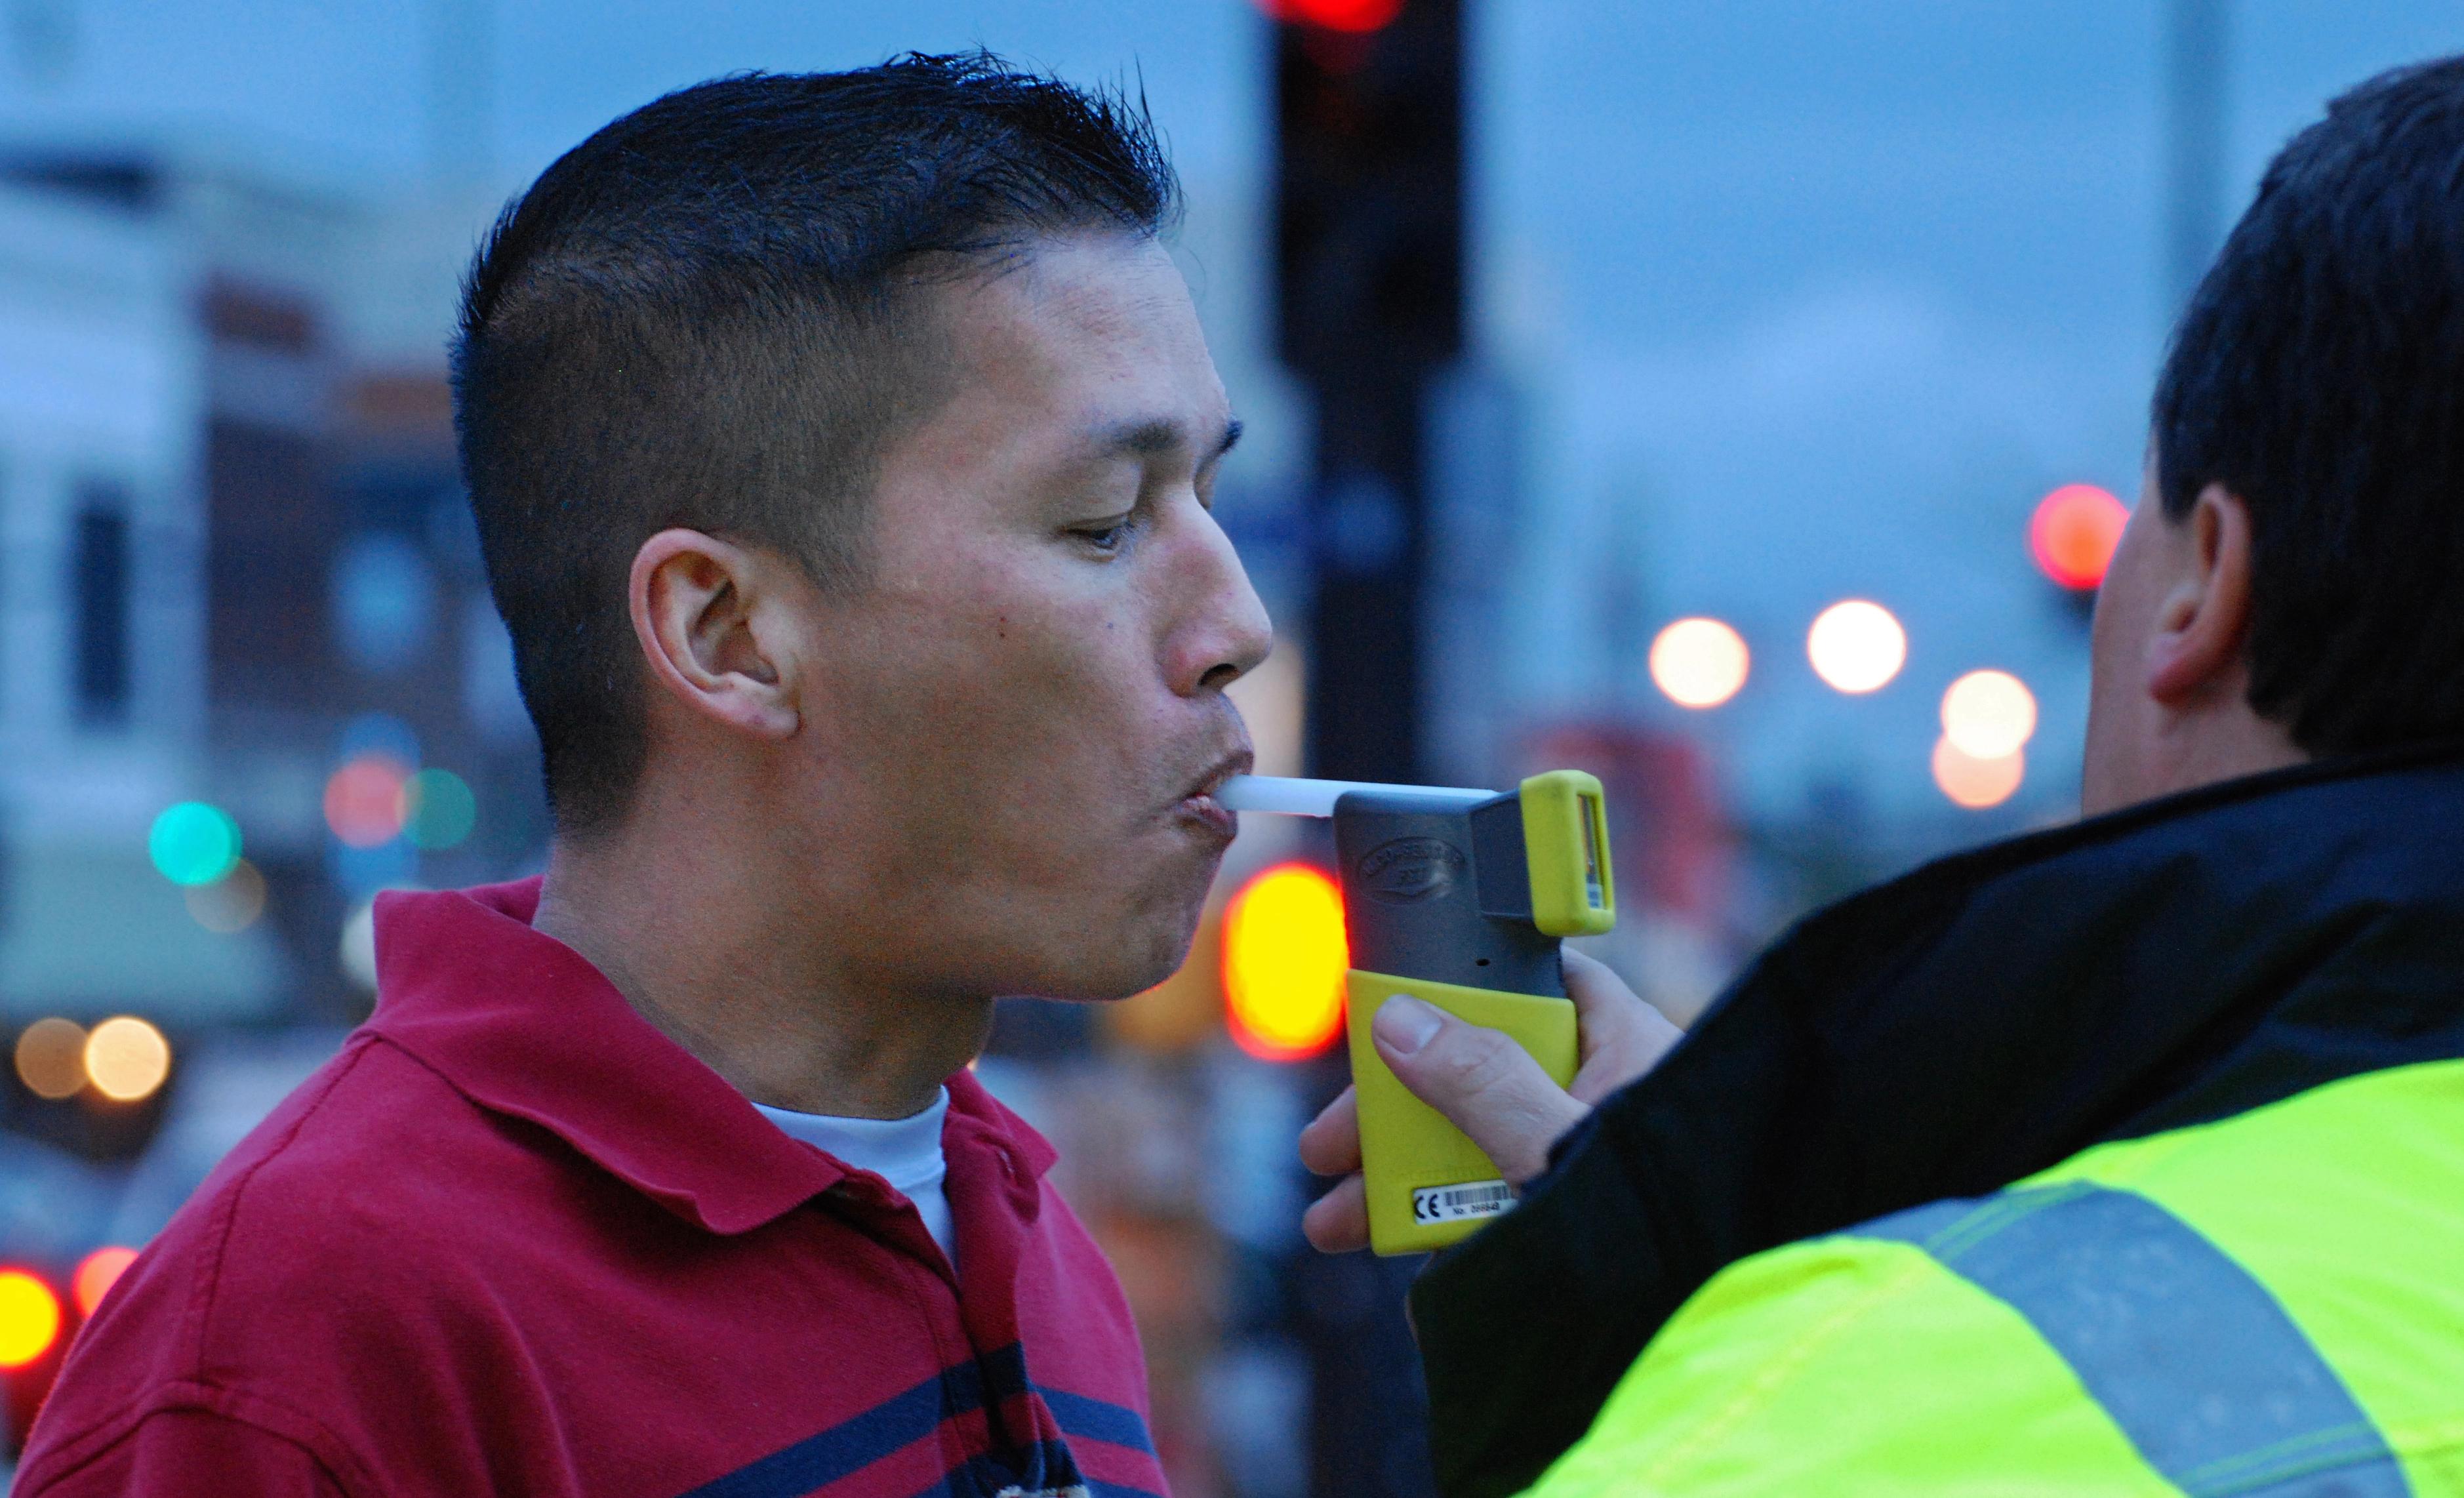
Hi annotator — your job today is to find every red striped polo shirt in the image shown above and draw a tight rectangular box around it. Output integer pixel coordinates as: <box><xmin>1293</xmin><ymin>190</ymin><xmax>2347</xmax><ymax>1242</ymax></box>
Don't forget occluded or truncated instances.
<box><xmin>16</xmin><ymin>878</ymin><xmax>1167</xmax><ymax>1498</ymax></box>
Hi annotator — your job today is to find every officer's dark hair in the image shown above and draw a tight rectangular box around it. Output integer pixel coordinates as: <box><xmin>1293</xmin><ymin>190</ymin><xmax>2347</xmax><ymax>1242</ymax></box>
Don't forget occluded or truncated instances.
<box><xmin>2152</xmin><ymin>55</ymin><xmax>2464</xmax><ymax>755</ymax></box>
<box><xmin>453</xmin><ymin>54</ymin><xmax>1178</xmax><ymax>836</ymax></box>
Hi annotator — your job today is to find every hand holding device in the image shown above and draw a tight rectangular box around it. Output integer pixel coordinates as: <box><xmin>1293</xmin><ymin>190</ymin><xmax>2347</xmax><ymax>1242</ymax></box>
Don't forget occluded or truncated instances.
<box><xmin>1297</xmin><ymin>951</ymin><xmax>1681</xmax><ymax>1255</ymax></box>
<box><xmin>1226</xmin><ymin>771</ymin><xmax>1675</xmax><ymax>1254</ymax></box>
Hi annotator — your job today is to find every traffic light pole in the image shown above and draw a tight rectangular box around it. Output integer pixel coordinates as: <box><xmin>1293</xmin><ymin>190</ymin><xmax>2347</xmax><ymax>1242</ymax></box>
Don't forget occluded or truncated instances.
<box><xmin>1277</xmin><ymin>0</ymin><xmax>1464</xmax><ymax>787</ymax></box>
<box><xmin>2165</xmin><ymin>0</ymin><xmax>2229</xmax><ymax>313</ymax></box>
<box><xmin>1272</xmin><ymin>5</ymin><xmax>1463</xmax><ymax>1495</ymax></box>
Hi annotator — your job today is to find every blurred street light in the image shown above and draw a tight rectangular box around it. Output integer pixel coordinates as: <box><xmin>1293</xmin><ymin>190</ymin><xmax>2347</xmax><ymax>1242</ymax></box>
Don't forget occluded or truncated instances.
<box><xmin>2030</xmin><ymin>484</ymin><xmax>2130</xmax><ymax>590</ymax></box>
<box><xmin>12</xmin><ymin>1018</ymin><xmax>87</xmax><ymax>1100</ymax></box>
<box><xmin>1222</xmin><ymin>863</ymin><xmax>1349</xmax><ymax>1061</ymax></box>
<box><xmin>403</xmin><ymin>767</ymin><xmax>478</xmax><ymax>850</ymax></box>
<box><xmin>71</xmin><ymin>1247</ymin><xmax>137</xmax><ymax>1319</ymax></box>
<box><xmin>326</xmin><ymin>754</ymin><xmax>413</xmax><ymax>847</ymax></box>
<box><xmin>1933</xmin><ymin>738</ymin><xmax>2027</xmax><ymax>809</ymax></box>
<box><xmin>1806</xmin><ymin>600</ymin><xmax>1907</xmax><ymax>694</ymax></box>
<box><xmin>0</xmin><ymin>1270</ymin><xmax>60</xmax><ymax>1371</ymax></box>
<box><xmin>1649</xmin><ymin>618</ymin><xmax>1750</xmax><ymax>709</ymax></box>
<box><xmin>184</xmin><ymin>859</ymin><xmax>269</xmax><ymax>933</ymax></box>
<box><xmin>83</xmin><ymin>1017</ymin><xmax>170</xmax><ymax>1103</ymax></box>
<box><xmin>147</xmin><ymin>801</ymin><xmax>242</xmax><ymax>887</ymax></box>
<box><xmin>1941</xmin><ymin>670</ymin><xmax>2038</xmax><ymax>759</ymax></box>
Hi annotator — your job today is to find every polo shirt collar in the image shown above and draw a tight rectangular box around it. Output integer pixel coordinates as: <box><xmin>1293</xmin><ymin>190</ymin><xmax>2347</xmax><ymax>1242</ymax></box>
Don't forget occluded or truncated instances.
<box><xmin>365</xmin><ymin>878</ymin><xmax>1051</xmax><ymax>1235</ymax></box>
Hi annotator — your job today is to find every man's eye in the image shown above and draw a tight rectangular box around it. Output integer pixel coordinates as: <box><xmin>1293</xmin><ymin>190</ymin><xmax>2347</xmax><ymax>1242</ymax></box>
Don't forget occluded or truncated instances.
<box><xmin>1072</xmin><ymin>517</ymin><xmax>1135</xmax><ymax>553</ymax></box>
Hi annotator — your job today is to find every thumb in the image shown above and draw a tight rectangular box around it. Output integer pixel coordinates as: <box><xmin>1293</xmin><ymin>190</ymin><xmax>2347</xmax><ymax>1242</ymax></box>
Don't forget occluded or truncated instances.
<box><xmin>1369</xmin><ymin>994</ymin><xmax>1590</xmax><ymax>1186</ymax></box>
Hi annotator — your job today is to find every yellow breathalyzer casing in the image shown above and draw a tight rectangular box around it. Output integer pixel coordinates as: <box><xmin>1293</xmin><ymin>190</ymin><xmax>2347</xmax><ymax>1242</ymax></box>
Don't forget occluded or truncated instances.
<box><xmin>1337</xmin><ymin>771</ymin><xmax>1615</xmax><ymax>1255</ymax></box>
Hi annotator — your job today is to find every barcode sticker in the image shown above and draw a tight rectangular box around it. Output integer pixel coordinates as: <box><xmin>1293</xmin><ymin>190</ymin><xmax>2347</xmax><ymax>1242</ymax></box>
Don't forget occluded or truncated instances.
<box><xmin>1412</xmin><ymin>1179</ymin><xmax>1516</xmax><ymax>1225</ymax></box>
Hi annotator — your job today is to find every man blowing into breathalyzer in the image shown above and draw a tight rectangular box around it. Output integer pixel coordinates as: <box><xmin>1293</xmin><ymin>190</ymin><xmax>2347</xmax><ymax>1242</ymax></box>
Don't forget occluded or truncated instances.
<box><xmin>1303</xmin><ymin>55</ymin><xmax>2464</xmax><ymax>1498</ymax></box>
<box><xmin>20</xmin><ymin>56</ymin><xmax>1271</xmax><ymax>1496</ymax></box>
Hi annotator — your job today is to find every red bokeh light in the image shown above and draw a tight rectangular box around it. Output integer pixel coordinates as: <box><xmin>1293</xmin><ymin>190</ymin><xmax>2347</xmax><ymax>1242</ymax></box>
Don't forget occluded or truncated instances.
<box><xmin>2029</xmin><ymin>483</ymin><xmax>2130</xmax><ymax>590</ymax></box>
<box><xmin>73</xmin><ymin>1246</ymin><xmax>138</xmax><ymax>1320</ymax></box>
<box><xmin>1259</xmin><ymin>0</ymin><xmax>1404</xmax><ymax>33</ymax></box>
<box><xmin>324</xmin><ymin>755</ymin><xmax>411</xmax><ymax>848</ymax></box>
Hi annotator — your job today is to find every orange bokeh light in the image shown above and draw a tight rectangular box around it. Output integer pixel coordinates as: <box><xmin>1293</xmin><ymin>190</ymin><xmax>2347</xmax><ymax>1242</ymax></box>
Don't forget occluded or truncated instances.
<box><xmin>1222</xmin><ymin>863</ymin><xmax>1350</xmax><ymax>1061</ymax></box>
<box><xmin>324</xmin><ymin>755</ymin><xmax>411</xmax><ymax>847</ymax></box>
<box><xmin>0</xmin><ymin>1268</ymin><xmax>61</xmax><ymax>1369</ymax></box>
<box><xmin>1933</xmin><ymin>737</ymin><xmax>2027</xmax><ymax>809</ymax></box>
<box><xmin>2030</xmin><ymin>483</ymin><xmax>2130</xmax><ymax>590</ymax></box>
<box><xmin>73</xmin><ymin>1246</ymin><xmax>138</xmax><ymax>1319</ymax></box>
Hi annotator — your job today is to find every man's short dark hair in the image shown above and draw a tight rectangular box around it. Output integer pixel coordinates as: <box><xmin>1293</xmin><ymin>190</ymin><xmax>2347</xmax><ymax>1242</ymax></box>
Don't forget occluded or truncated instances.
<box><xmin>2152</xmin><ymin>56</ymin><xmax>2464</xmax><ymax>756</ymax></box>
<box><xmin>453</xmin><ymin>54</ymin><xmax>1179</xmax><ymax>835</ymax></box>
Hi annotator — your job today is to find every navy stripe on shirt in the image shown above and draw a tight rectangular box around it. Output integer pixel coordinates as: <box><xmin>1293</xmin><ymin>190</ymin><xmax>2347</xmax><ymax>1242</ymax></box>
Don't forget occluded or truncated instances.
<box><xmin>676</xmin><ymin>1345</ymin><xmax>1160</xmax><ymax>1498</ymax></box>
<box><xmin>961</xmin><ymin>1345</ymin><xmax>1155</xmax><ymax>1453</ymax></box>
<box><xmin>1035</xmin><ymin>1387</ymin><xmax>1156</xmax><ymax>1457</ymax></box>
<box><xmin>676</xmin><ymin>1374</ymin><xmax>946</xmax><ymax>1498</ymax></box>
<box><xmin>902</xmin><ymin>1440</ymin><xmax>1167</xmax><ymax>1498</ymax></box>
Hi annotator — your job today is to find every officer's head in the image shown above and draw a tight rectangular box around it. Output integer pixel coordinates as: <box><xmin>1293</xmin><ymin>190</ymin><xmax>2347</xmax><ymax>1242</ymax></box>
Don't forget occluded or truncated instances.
<box><xmin>2086</xmin><ymin>56</ymin><xmax>2464</xmax><ymax>814</ymax></box>
<box><xmin>454</xmin><ymin>57</ymin><xmax>1270</xmax><ymax>1001</ymax></box>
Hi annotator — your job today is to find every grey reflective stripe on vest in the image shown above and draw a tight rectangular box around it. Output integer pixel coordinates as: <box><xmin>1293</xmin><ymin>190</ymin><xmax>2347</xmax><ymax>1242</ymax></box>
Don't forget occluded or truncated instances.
<box><xmin>1853</xmin><ymin>1183</ymin><xmax>2411</xmax><ymax>1497</ymax></box>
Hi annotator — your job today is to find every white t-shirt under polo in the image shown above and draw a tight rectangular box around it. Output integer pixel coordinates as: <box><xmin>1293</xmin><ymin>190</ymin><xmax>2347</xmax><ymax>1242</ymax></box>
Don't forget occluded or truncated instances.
<box><xmin>752</xmin><ymin>1087</ymin><xmax>955</xmax><ymax>1264</ymax></box>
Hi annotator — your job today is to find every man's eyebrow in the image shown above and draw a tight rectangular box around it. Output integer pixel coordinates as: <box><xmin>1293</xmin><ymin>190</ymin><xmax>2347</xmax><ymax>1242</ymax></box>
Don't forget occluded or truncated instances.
<box><xmin>1089</xmin><ymin>416</ymin><xmax>1245</xmax><ymax>461</ymax></box>
<box><xmin>1093</xmin><ymin>417</ymin><xmax>1185</xmax><ymax>457</ymax></box>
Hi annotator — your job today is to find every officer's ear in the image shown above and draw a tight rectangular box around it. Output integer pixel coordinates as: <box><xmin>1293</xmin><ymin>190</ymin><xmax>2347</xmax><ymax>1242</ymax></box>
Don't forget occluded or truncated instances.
<box><xmin>628</xmin><ymin>529</ymin><xmax>802</xmax><ymax>741</ymax></box>
<box><xmin>2145</xmin><ymin>485</ymin><xmax>2257</xmax><ymax>708</ymax></box>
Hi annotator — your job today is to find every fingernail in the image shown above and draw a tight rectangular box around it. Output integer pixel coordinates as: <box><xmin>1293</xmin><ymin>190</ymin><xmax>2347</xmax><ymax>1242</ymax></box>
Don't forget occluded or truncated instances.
<box><xmin>1375</xmin><ymin>994</ymin><xmax>1444</xmax><ymax>1054</ymax></box>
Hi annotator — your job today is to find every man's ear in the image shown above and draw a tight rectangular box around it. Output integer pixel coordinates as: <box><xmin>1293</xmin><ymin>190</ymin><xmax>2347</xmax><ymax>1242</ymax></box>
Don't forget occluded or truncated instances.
<box><xmin>2146</xmin><ymin>483</ymin><xmax>2257</xmax><ymax>706</ymax></box>
<box><xmin>628</xmin><ymin>529</ymin><xmax>801</xmax><ymax>740</ymax></box>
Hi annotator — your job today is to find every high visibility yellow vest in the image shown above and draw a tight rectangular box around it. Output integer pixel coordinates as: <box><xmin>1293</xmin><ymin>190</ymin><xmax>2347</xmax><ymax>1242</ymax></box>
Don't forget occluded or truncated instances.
<box><xmin>1522</xmin><ymin>1059</ymin><xmax>2464</xmax><ymax>1496</ymax></box>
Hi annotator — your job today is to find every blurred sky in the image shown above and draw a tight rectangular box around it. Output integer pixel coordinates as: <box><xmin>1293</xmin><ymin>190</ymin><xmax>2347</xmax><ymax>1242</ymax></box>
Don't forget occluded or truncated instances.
<box><xmin>0</xmin><ymin>1</ymin><xmax>1264</xmax><ymax>182</ymax></box>
<box><xmin>1474</xmin><ymin>1</ymin><xmax>2464</xmax><ymax>826</ymax></box>
<box><xmin>7</xmin><ymin>0</ymin><xmax>2462</xmax><ymax>830</ymax></box>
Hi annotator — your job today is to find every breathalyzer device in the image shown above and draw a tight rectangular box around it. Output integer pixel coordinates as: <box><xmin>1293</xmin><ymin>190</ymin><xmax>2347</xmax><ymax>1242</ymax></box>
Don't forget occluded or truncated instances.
<box><xmin>1219</xmin><ymin>771</ymin><xmax>1616</xmax><ymax>1255</ymax></box>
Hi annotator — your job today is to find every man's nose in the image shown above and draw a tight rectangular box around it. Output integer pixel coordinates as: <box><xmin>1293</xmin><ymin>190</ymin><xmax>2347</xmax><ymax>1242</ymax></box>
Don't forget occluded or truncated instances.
<box><xmin>1167</xmin><ymin>504</ymin><xmax>1275</xmax><ymax>697</ymax></box>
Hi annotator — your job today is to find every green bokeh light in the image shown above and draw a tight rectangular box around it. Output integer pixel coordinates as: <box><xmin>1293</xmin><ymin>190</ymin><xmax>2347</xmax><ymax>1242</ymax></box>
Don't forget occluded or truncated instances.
<box><xmin>403</xmin><ymin>769</ymin><xmax>477</xmax><ymax>851</ymax></box>
<box><xmin>149</xmin><ymin>802</ymin><xmax>242</xmax><ymax>887</ymax></box>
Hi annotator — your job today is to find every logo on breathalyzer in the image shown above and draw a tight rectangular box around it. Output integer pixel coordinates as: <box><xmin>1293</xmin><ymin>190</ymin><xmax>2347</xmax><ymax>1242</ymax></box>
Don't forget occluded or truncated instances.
<box><xmin>1358</xmin><ymin>838</ymin><xmax>1468</xmax><ymax>904</ymax></box>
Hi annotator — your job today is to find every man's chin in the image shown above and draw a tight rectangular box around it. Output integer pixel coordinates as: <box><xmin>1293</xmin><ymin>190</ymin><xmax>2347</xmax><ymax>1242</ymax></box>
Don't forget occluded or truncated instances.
<box><xmin>1062</xmin><ymin>942</ymin><xmax>1198</xmax><ymax>1004</ymax></box>
<box><xmin>1040</xmin><ymin>906</ymin><xmax>1205</xmax><ymax>1003</ymax></box>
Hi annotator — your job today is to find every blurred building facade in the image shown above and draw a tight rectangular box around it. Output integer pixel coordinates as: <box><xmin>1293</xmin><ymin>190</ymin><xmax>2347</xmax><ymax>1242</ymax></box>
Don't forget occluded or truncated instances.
<box><xmin>1</xmin><ymin>147</ymin><xmax>544</xmax><ymax>1035</ymax></box>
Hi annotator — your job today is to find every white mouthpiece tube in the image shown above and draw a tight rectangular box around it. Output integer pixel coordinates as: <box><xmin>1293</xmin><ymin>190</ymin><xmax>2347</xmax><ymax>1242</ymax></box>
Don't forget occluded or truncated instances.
<box><xmin>1215</xmin><ymin>775</ymin><xmax>1496</xmax><ymax>818</ymax></box>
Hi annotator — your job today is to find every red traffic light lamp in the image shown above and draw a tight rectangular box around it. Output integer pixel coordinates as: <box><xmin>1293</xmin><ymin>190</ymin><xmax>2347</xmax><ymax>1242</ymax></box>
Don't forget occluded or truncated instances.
<box><xmin>2029</xmin><ymin>483</ymin><xmax>2130</xmax><ymax>590</ymax></box>
<box><xmin>1257</xmin><ymin>0</ymin><xmax>1404</xmax><ymax>32</ymax></box>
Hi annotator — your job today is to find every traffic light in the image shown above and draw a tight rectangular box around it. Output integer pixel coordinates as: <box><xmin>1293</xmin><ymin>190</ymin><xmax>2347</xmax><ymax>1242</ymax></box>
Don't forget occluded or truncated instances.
<box><xmin>1272</xmin><ymin>8</ymin><xmax>1466</xmax><ymax>1489</ymax></box>
<box><xmin>1259</xmin><ymin>0</ymin><xmax>1402</xmax><ymax>31</ymax></box>
<box><xmin>0</xmin><ymin>1265</ymin><xmax>64</xmax><ymax>1457</ymax></box>
<box><xmin>0</xmin><ymin>1270</ymin><xmax>60</xmax><ymax>1373</ymax></box>
<box><xmin>1276</xmin><ymin>0</ymin><xmax>1462</xmax><ymax>784</ymax></box>
<box><xmin>0</xmin><ymin>1248</ymin><xmax>139</xmax><ymax>1458</ymax></box>
<box><xmin>2030</xmin><ymin>484</ymin><xmax>2129</xmax><ymax>591</ymax></box>
<box><xmin>1221</xmin><ymin>862</ymin><xmax>1349</xmax><ymax>1061</ymax></box>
